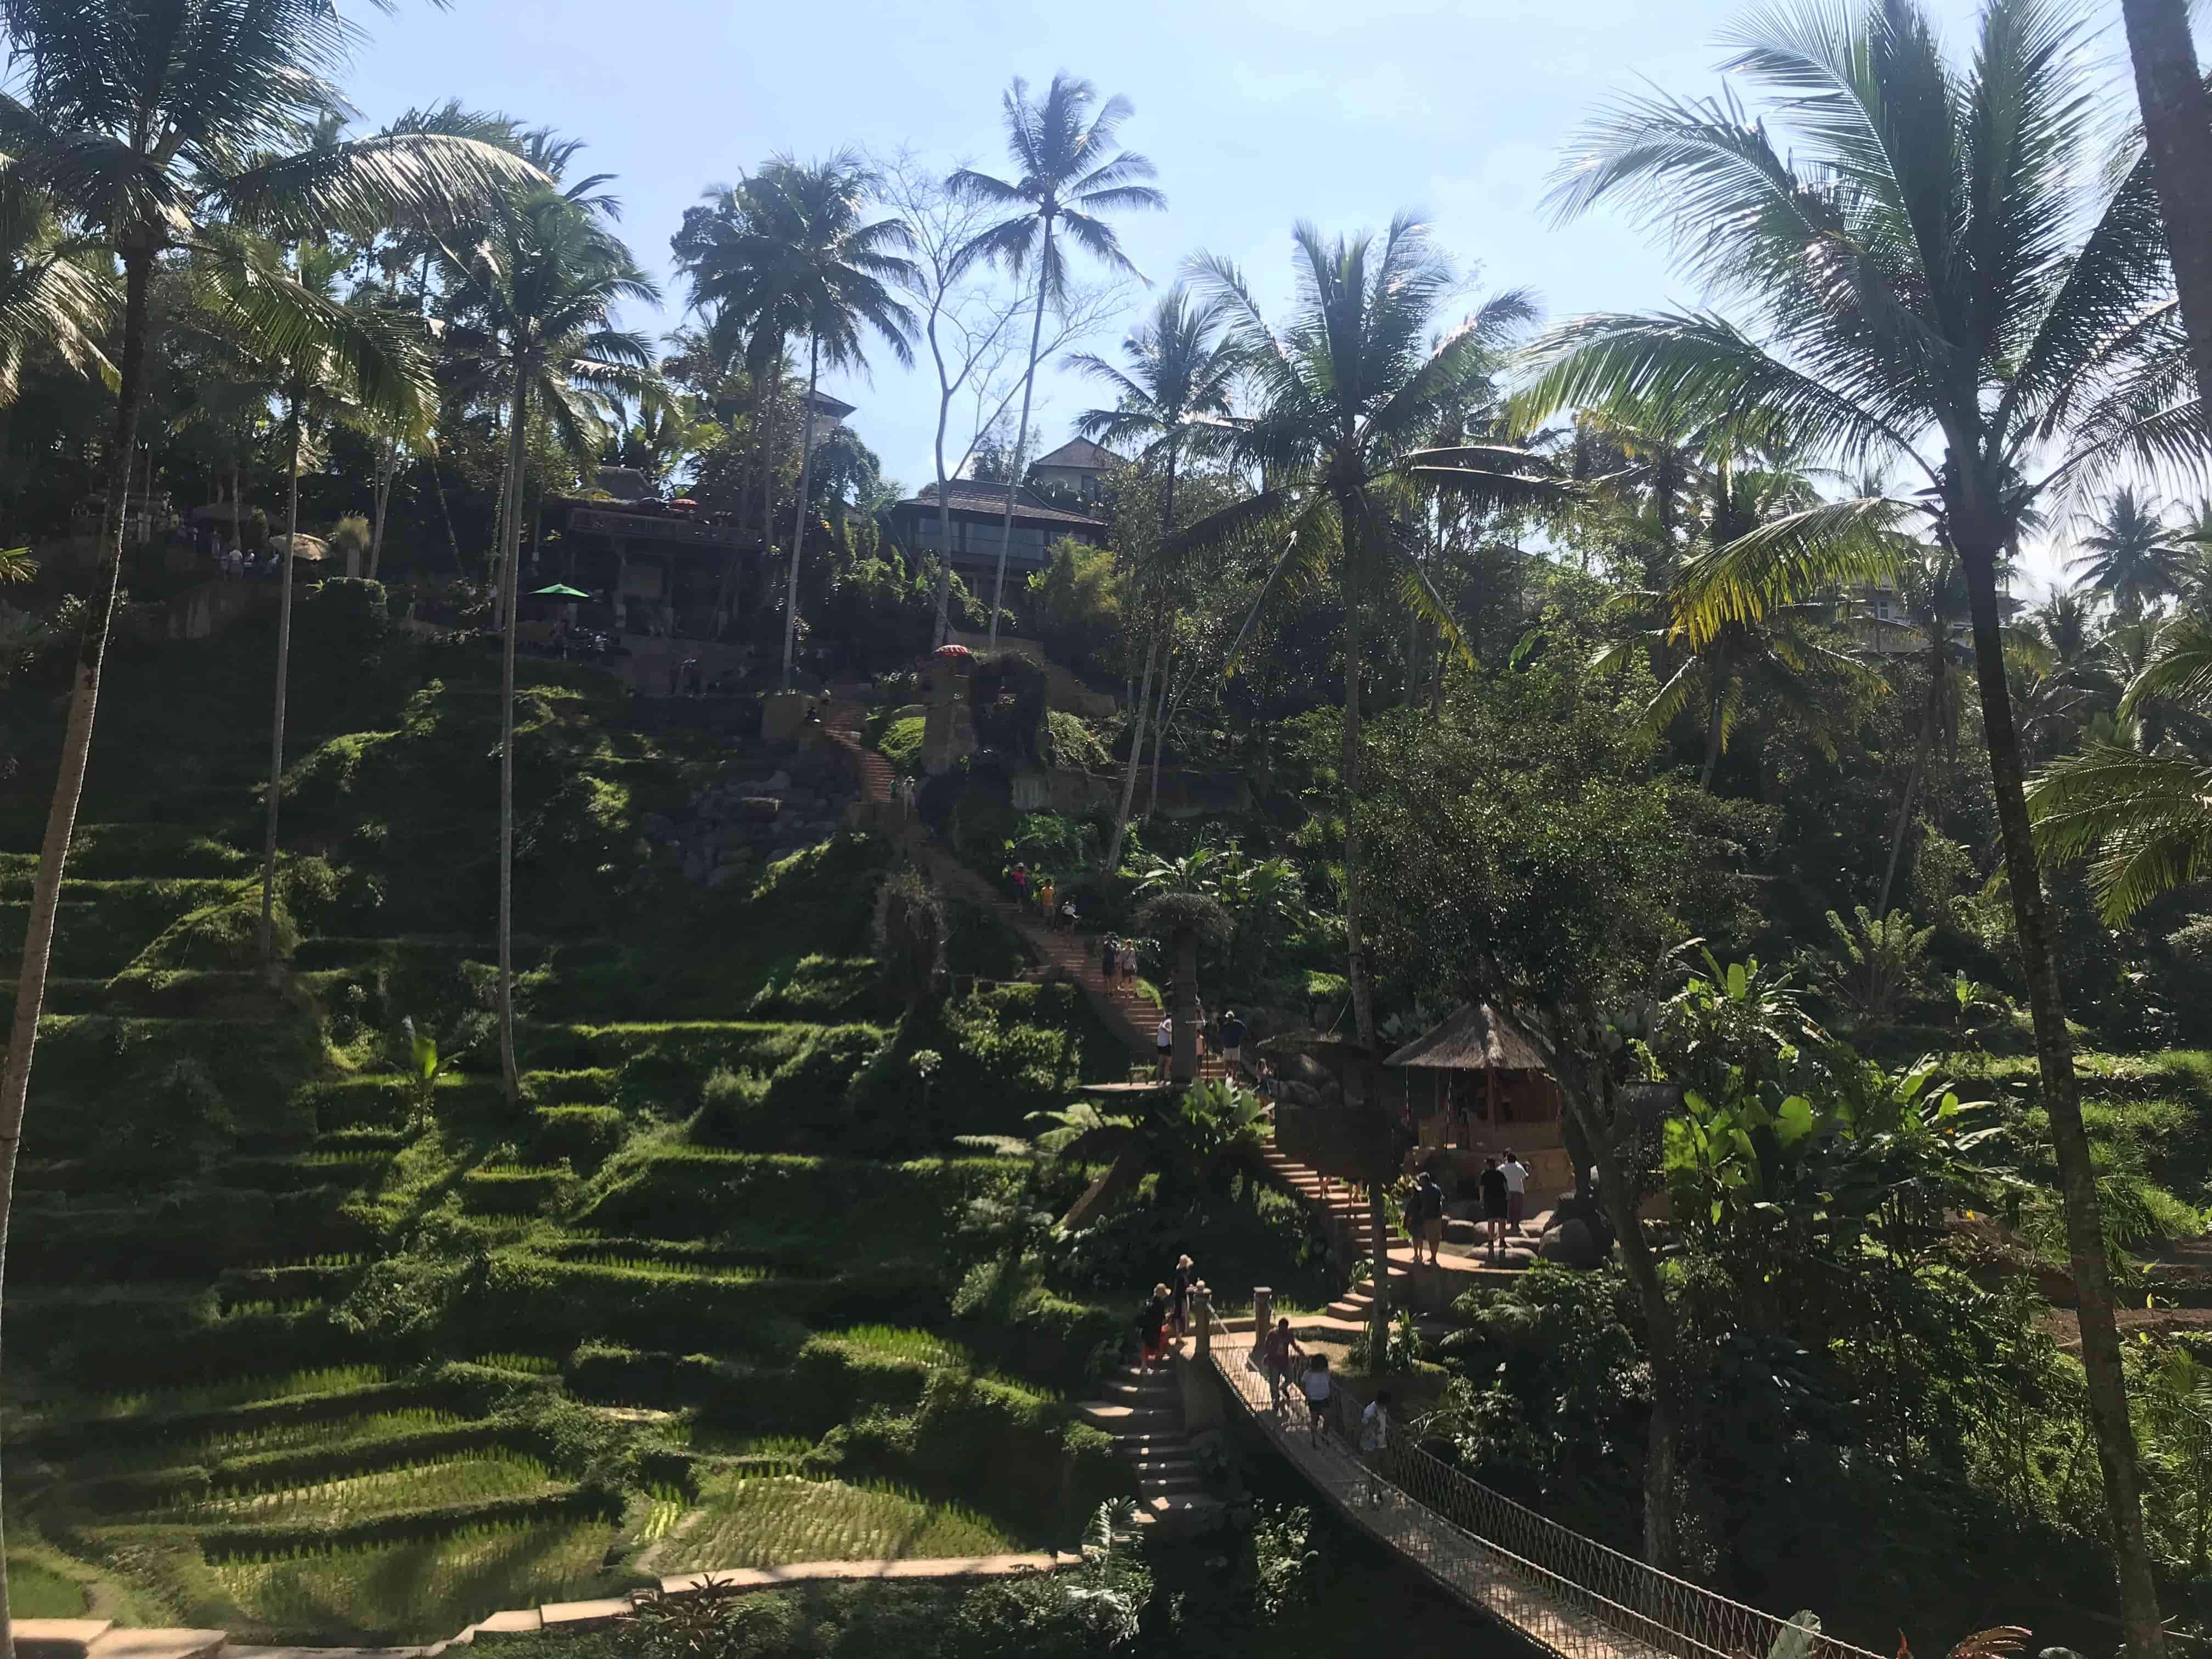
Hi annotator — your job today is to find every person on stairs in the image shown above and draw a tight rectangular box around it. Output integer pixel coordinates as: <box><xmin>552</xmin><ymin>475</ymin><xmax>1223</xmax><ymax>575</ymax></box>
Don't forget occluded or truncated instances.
<box><xmin>1218</xmin><ymin>1009</ymin><xmax>1247</xmax><ymax>1077</ymax></box>
<box><xmin>1138</xmin><ymin>1283</ymin><xmax>1172</xmax><ymax>1368</ymax></box>
<box><xmin>1410</xmin><ymin>1167</ymin><xmax>1447</xmax><ymax>1267</ymax></box>
<box><xmin>1155</xmin><ymin>1013</ymin><xmax>1173</xmax><ymax>1080</ymax></box>
<box><xmin>1101</xmin><ymin>935</ymin><xmax>1119</xmax><ymax>982</ymax></box>
<box><xmin>1171</xmin><ymin>1254</ymin><xmax>1195</xmax><ymax>1338</ymax></box>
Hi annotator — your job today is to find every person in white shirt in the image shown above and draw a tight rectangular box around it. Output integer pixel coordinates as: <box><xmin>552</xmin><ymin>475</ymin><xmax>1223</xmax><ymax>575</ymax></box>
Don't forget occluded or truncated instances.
<box><xmin>1500</xmin><ymin>1150</ymin><xmax>1532</xmax><ymax>1235</ymax></box>
<box><xmin>1155</xmin><ymin>1015</ymin><xmax>1172</xmax><ymax>1080</ymax></box>
<box><xmin>1301</xmin><ymin>1355</ymin><xmax>1333</xmax><ymax>1446</ymax></box>
<box><xmin>1358</xmin><ymin>1389</ymin><xmax>1392</xmax><ymax>1505</ymax></box>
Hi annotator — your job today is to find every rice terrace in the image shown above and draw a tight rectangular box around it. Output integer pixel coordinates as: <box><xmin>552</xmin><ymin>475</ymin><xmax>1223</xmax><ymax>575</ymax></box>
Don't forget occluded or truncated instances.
<box><xmin>3</xmin><ymin>0</ymin><xmax>2212</xmax><ymax>1656</ymax></box>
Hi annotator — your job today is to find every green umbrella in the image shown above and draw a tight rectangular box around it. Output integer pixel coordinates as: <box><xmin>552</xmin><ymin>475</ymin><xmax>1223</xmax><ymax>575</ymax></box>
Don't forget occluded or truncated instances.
<box><xmin>530</xmin><ymin>583</ymin><xmax>590</xmax><ymax>599</ymax></box>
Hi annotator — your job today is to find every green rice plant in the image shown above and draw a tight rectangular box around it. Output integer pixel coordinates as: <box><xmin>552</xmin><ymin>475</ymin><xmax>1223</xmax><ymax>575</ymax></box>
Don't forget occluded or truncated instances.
<box><xmin>663</xmin><ymin>1425</ymin><xmax>812</xmax><ymax>1457</ymax></box>
<box><xmin>472</xmin><ymin>1353</ymin><xmax>562</xmax><ymax>1376</ymax></box>
<box><xmin>827</xmin><ymin>1325</ymin><xmax>963</xmax><ymax>1365</ymax></box>
<box><xmin>76</xmin><ymin>1409</ymin><xmax>478</xmax><ymax>1481</ymax></box>
<box><xmin>638</xmin><ymin>1486</ymin><xmax>689</xmax><ymax>1544</ymax></box>
<box><xmin>218</xmin><ymin>1298</ymin><xmax>328</xmax><ymax>1321</ymax></box>
<box><xmin>169</xmin><ymin>1450</ymin><xmax>555</xmax><ymax>1525</ymax></box>
<box><xmin>208</xmin><ymin>1516</ymin><xmax>616</xmax><ymax>1643</ymax></box>
<box><xmin>63</xmin><ymin>1365</ymin><xmax>397</xmax><ymax>1423</ymax></box>
<box><xmin>547</xmin><ymin>1254</ymin><xmax>768</xmax><ymax>1283</ymax></box>
<box><xmin>650</xmin><ymin>1470</ymin><xmax>1017</xmax><ymax>1571</ymax></box>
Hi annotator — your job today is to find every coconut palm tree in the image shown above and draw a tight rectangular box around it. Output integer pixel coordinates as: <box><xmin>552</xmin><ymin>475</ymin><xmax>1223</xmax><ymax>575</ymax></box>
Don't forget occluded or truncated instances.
<box><xmin>2032</xmin><ymin>612</ymin><xmax>2212</xmax><ymax>923</ymax></box>
<box><xmin>1870</xmin><ymin>550</ymin><xmax>1973</xmax><ymax>918</ymax></box>
<box><xmin>1171</xmin><ymin>218</ymin><xmax>1562</xmax><ymax>1357</ymax></box>
<box><xmin>2115</xmin><ymin>0</ymin><xmax>2212</xmax><ymax>421</ymax></box>
<box><xmin>949</xmin><ymin>72</ymin><xmax>1166</xmax><ymax>647</ymax></box>
<box><xmin>1070</xmin><ymin>290</ymin><xmax>1238</xmax><ymax>873</ymax></box>
<box><xmin>722</xmin><ymin>153</ymin><xmax>916</xmax><ymax>687</ymax></box>
<box><xmin>196</xmin><ymin>233</ymin><xmax>433</xmax><ymax>969</ymax></box>
<box><xmin>2072</xmin><ymin>486</ymin><xmax>2187</xmax><ymax>619</ymax></box>
<box><xmin>432</xmin><ymin>189</ymin><xmax>665</xmax><ymax>1104</ymax></box>
<box><xmin>1520</xmin><ymin>0</ymin><xmax>2196</xmax><ymax>1633</ymax></box>
<box><xmin>0</xmin><ymin>5</ymin><xmax>536</xmax><ymax>1631</ymax></box>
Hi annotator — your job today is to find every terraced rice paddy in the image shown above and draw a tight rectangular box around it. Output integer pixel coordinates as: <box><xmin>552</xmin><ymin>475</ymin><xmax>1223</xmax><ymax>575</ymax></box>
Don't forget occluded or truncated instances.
<box><xmin>652</xmin><ymin>1471</ymin><xmax>1013</xmax><ymax>1571</ymax></box>
<box><xmin>166</xmin><ymin>1450</ymin><xmax>556</xmax><ymax>1522</ymax></box>
<box><xmin>208</xmin><ymin>1519</ymin><xmax>616</xmax><ymax>1642</ymax></box>
<box><xmin>55</xmin><ymin>1365</ymin><xmax>401</xmax><ymax>1422</ymax></box>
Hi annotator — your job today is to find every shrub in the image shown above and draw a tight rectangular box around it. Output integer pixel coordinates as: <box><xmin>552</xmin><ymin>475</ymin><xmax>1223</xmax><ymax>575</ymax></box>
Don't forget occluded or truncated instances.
<box><xmin>877</xmin><ymin>715</ymin><xmax>926</xmax><ymax>773</ymax></box>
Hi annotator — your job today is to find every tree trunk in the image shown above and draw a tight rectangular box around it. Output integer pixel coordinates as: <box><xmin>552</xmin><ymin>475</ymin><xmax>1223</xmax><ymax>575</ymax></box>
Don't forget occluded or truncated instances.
<box><xmin>259</xmin><ymin>396</ymin><xmax>304</xmax><ymax>969</ymax></box>
<box><xmin>1698</xmin><ymin>683</ymin><xmax>1725</xmax><ymax>790</ymax></box>
<box><xmin>368</xmin><ymin>435</ymin><xmax>396</xmax><ymax>582</ymax></box>
<box><xmin>1341</xmin><ymin>564</ymin><xmax>1375</xmax><ymax>1050</ymax></box>
<box><xmin>712</xmin><ymin>381</ymin><xmax>765</xmax><ymax>635</ymax></box>
<box><xmin>428</xmin><ymin>448</ymin><xmax>463</xmax><ymax>575</ymax></box>
<box><xmin>1171</xmin><ymin>929</ymin><xmax>1198</xmax><ymax>1085</ymax></box>
<box><xmin>754</xmin><ymin>356</ymin><xmax>783</xmax><ymax>617</ymax></box>
<box><xmin>930</xmin><ymin>311</ymin><xmax>958</xmax><ymax>647</ymax></box>
<box><xmin>496</xmin><ymin>359</ymin><xmax>529</xmax><ymax>1108</ymax></box>
<box><xmin>1104</xmin><ymin>625</ymin><xmax>1158</xmax><ymax>874</ymax></box>
<box><xmin>1146</xmin><ymin>646</ymin><xmax>1171</xmax><ymax>817</ymax></box>
<box><xmin>990</xmin><ymin>227</ymin><xmax>1052</xmax><ymax>651</ymax></box>
<box><xmin>1876</xmin><ymin>658</ymin><xmax>1942</xmax><ymax>920</ymax></box>
<box><xmin>0</xmin><ymin>245</ymin><xmax>155</xmax><ymax>1659</ymax></box>
<box><xmin>2120</xmin><ymin>0</ymin><xmax>2212</xmax><ymax>418</ymax></box>
<box><xmin>1961</xmin><ymin>531</ymin><xmax>2165</xmax><ymax>1659</ymax></box>
<box><xmin>781</xmin><ymin>337</ymin><xmax>825</xmax><ymax>690</ymax></box>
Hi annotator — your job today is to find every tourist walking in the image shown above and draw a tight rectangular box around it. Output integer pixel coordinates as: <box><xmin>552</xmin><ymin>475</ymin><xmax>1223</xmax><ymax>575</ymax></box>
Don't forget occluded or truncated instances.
<box><xmin>1480</xmin><ymin>1156</ymin><xmax>1509</xmax><ymax>1255</ymax></box>
<box><xmin>1138</xmin><ymin>1282</ymin><xmax>1171</xmax><ymax>1368</ymax></box>
<box><xmin>1261</xmin><ymin>1317</ymin><xmax>1303</xmax><ymax>1415</ymax></box>
<box><xmin>1409</xmin><ymin>1167</ymin><xmax>1447</xmax><ymax>1267</ymax></box>
<box><xmin>1219</xmin><ymin>1008</ymin><xmax>1246</xmax><ymax>1076</ymax></box>
<box><xmin>1171</xmin><ymin>1254</ymin><xmax>1194</xmax><ymax>1337</ymax></box>
<box><xmin>1301</xmin><ymin>1355</ymin><xmax>1334</xmax><ymax>1445</ymax></box>
<box><xmin>1059</xmin><ymin>895</ymin><xmax>1076</xmax><ymax>933</ymax></box>
<box><xmin>1155</xmin><ymin>1013</ymin><xmax>1173</xmax><ymax>1080</ymax></box>
<box><xmin>1101</xmin><ymin>935</ymin><xmax>1118</xmax><ymax>981</ymax></box>
<box><xmin>1119</xmin><ymin>940</ymin><xmax>1139</xmax><ymax>986</ymax></box>
<box><xmin>1358</xmin><ymin>1389</ymin><xmax>1393</xmax><ymax>1506</ymax></box>
<box><xmin>1011</xmin><ymin>862</ymin><xmax>1028</xmax><ymax>903</ymax></box>
<box><xmin>1500</xmin><ymin>1149</ymin><xmax>1531</xmax><ymax>1236</ymax></box>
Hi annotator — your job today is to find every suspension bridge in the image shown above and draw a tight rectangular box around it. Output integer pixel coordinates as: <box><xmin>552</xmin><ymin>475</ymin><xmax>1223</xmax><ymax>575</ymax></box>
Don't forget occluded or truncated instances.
<box><xmin>1199</xmin><ymin>1301</ymin><xmax>1888</xmax><ymax>1659</ymax></box>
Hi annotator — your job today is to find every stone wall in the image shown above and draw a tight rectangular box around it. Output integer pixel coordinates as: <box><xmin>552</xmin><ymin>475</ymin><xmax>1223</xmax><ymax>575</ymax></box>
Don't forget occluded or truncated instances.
<box><xmin>642</xmin><ymin>747</ymin><xmax>856</xmax><ymax>887</ymax></box>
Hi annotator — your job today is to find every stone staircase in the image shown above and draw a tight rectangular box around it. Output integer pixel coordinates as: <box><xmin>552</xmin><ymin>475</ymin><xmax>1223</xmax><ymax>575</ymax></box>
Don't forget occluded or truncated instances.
<box><xmin>14</xmin><ymin>1621</ymin><xmax>225</xmax><ymax>1659</ymax></box>
<box><xmin>1077</xmin><ymin>1352</ymin><xmax>1222</xmax><ymax>1531</ymax></box>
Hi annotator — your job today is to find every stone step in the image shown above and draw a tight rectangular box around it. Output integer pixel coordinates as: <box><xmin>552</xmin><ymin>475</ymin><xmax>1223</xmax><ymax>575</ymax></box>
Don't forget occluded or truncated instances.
<box><xmin>1078</xmin><ymin>1401</ymin><xmax>1181</xmax><ymax>1431</ymax></box>
<box><xmin>1141</xmin><ymin>1467</ymin><xmax>1207</xmax><ymax>1494</ymax></box>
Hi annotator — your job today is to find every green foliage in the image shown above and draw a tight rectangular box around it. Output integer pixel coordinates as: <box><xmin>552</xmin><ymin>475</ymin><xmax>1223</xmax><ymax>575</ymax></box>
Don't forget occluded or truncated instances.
<box><xmin>1811</xmin><ymin>906</ymin><xmax>1937</xmax><ymax>1022</ymax></box>
<box><xmin>876</xmin><ymin>715</ymin><xmax>926</xmax><ymax>773</ymax></box>
<box><xmin>1022</xmin><ymin>539</ymin><xmax>1124</xmax><ymax>678</ymax></box>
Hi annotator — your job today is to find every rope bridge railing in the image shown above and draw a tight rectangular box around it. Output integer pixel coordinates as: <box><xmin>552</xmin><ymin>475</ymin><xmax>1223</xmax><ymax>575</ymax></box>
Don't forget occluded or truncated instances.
<box><xmin>1204</xmin><ymin>1302</ymin><xmax>1887</xmax><ymax>1659</ymax></box>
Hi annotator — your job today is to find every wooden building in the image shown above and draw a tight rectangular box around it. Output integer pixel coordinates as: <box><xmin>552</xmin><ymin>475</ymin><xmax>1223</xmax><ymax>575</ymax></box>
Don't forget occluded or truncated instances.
<box><xmin>1384</xmin><ymin>1003</ymin><xmax>1573</xmax><ymax>1203</ymax></box>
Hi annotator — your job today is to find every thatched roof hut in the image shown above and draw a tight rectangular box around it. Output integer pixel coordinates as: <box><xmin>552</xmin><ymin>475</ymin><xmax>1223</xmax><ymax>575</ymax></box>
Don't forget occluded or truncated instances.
<box><xmin>1383</xmin><ymin>1002</ymin><xmax>1550</xmax><ymax>1075</ymax></box>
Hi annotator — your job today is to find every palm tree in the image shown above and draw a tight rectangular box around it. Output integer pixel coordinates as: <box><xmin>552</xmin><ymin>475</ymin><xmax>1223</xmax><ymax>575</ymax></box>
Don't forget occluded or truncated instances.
<box><xmin>727</xmin><ymin>153</ymin><xmax>916</xmax><ymax>687</ymax></box>
<box><xmin>1596</xmin><ymin>441</ymin><xmax>1880</xmax><ymax>789</ymax></box>
<box><xmin>1870</xmin><ymin>551</ymin><xmax>1973</xmax><ymax>919</ymax></box>
<box><xmin>2072</xmin><ymin>486</ymin><xmax>2186</xmax><ymax>619</ymax></box>
<box><xmin>201</xmin><ymin>233</ymin><xmax>432</xmax><ymax>969</ymax></box>
<box><xmin>1173</xmin><ymin>218</ymin><xmax>1561</xmax><ymax>1357</ymax></box>
<box><xmin>1522</xmin><ymin>0</ymin><xmax>2192</xmax><ymax>1633</ymax></box>
<box><xmin>949</xmin><ymin>72</ymin><xmax>1165</xmax><ymax>647</ymax></box>
<box><xmin>0</xmin><ymin>5</ymin><xmax>535</xmax><ymax>1633</ymax></box>
<box><xmin>1070</xmin><ymin>290</ymin><xmax>1238</xmax><ymax>873</ymax></box>
<box><xmin>2115</xmin><ymin>0</ymin><xmax>2212</xmax><ymax>421</ymax></box>
<box><xmin>433</xmin><ymin>189</ymin><xmax>665</xmax><ymax>1104</ymax></box>
<box><xmin>2032</xmin><ymin>612</ymin><xmax>2212</xmax><ymax>923</ymax></box>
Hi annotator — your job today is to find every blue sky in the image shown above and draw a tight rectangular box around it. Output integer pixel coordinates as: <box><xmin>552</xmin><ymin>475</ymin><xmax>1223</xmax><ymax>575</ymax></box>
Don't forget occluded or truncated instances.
<box><xmin>344</xmin><ymin>0</ymin><xmax>2149</xmax><ymax>589</ymax></box>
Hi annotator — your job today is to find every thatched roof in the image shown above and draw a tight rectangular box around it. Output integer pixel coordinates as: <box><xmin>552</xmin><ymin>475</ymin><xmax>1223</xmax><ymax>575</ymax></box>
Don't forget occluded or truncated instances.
<box><xmin>1383</xmin><ymin>1002</ymin><xmax>1551</xmax><ymax>1074</ymax></box>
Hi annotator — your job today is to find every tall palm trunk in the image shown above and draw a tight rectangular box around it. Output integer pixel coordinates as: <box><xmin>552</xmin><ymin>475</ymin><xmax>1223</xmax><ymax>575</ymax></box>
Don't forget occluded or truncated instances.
<box><xmin>753</xmin><ymin>360</ymin><xmax>784</xmax><ymax>616</ymax></box>
<box><xmin>1103</xmin><ymin>626</ymin><xmax>1158</xmax><ymax>874</ymax></box>
<box><xmin>990</xmin><ymin>224</ymin><xmax>1053</xmax><ymax>650</ymax></box>
<box><xmin>0</xmin><ymin>246</ymin><xmax>155</xmax><ymax>1659</ymax></box>
<box><xmin>259</xmin><ymin>395</ymin><xmax>304</xmax><ymax>968</ymax></box>
<box><xmin>368</xmin><ymin>434</ymin><xmax>397</xmax><ymax>580</ymax></box>
<box><xmin>780</xmin><ymin>336</ymin><xmax>823</xmax><ymax>689</ymax></box>
<box><xmin>1699</xmin><ymin>682</ymin><xmax>1725</xmax><ymax>789</ymax></box>
<box><xmin>1337</xmin><ymin>527</ymin><xmax>1383</xmax><ymax>1353</ymax></box>
<box><xmin>496</xmin><ymin>359</ymin><xmax>529</xmax><ymax>1108</ymax></box>
<box><xmin>1877</xmin><ymin>656</ymin><xmax>1944</xmax><ymax>920</ymax></box>
<box><xmin>2120</xmin><ymin>0</ymin><xmax>2212</xmax><ymax>416</ymax></box>
<box><xmin>711</xmin><ymin>385</ymin><xmax>765</xmax><ymax>634</ymax></box>
<box><xmin>929</xmin><ymin>314</ymin><xmax>959</xmax><ymax>646</ymax></box>
<box><xmin>1146</xmin><ymin>647</ymin><xmax>1171</xmax><ymax>815</ymax></box>
<box><xmin>1960</xmin><ymin>527</ymin><xmax>2166</xmax><ymax>1659</ymax></box>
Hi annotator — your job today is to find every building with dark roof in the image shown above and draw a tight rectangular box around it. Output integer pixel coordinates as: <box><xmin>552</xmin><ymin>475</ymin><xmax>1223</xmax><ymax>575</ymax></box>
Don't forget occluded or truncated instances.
<box><xmin>1026</xmin><ymin>436</ymin><xmax>1115</xmax><ymax>507</ymax></box>
<box><xmin>882</xmin><ymin>479</ymin><xmax>1107</xmax><ymax>584</ymax></box>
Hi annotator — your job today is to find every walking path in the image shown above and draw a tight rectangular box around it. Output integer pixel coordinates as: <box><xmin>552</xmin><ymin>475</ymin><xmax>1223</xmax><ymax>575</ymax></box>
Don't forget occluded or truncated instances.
<box><xmin>1076</xmin><ymin>1349</ymin><xmax>1223</xmax><ymax>1531</ymax></box>
<box><xmin>23</xmin><ymin>1553</ymin><xmax>1080</xmax><ymax>1659</ymax></box>
<box><xmin>1203</xmin><ymin>1318</ymin><xmax>1883</xmax><ymax>1659</ymax></box>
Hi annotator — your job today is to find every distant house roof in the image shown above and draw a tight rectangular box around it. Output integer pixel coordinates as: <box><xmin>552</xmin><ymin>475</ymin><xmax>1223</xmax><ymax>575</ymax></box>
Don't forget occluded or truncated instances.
<box><xmin>1383</xmin><ymin>1003</ymin><xmax>1552</xmax><ymax>1073</ymax></box>
<box><xmin>806</xmin><ymin>388</ymin><xmax>856</xmax><ymax>419</ymax></box>
<box><xmin>594</xmin><ymin>466</ymin><xmax>653</xmax><ymax>501</ymax></box>
<box><xmin>1030</xmin><ymin>437</ymin><xmax>1115</xmax><ymax>472</ymax></box>
<box><xmin>902</xmin><ymin>480</ymin><xmax>1107</xmax><ymax>529</ymax></box>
